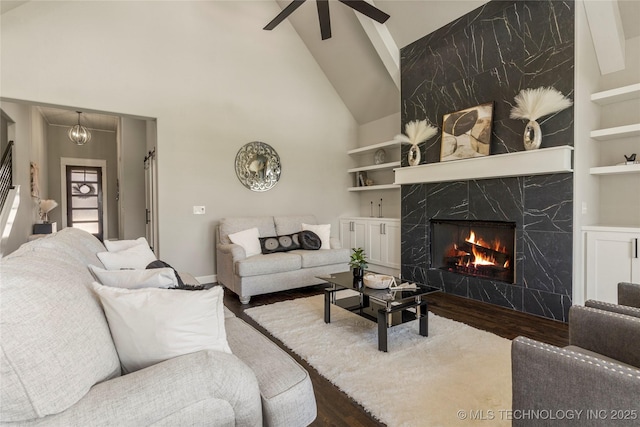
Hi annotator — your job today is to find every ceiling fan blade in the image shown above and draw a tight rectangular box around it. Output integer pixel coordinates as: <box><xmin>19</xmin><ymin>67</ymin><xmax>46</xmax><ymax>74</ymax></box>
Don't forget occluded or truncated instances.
<box><xmin>338</xmin><ymin>0</ymin><xmax>390</xmax><ymax>24</ymax></box>
<box><xmin>264</xmin><ymin>0</ymin><xmax>307</xmax><ymax>31</ymax></box>
<box><xmin>316</xmin><ymin>0</ymin><xmax>331</xmax><ymax>40</ymax></box>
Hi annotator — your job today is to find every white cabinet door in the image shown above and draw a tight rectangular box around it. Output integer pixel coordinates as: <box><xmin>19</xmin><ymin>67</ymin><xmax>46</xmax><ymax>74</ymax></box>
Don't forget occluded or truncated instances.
<box><xmin>383</xmin><ymin>220</ymin><xmax>401</xmax><ymax>269</ymax></box>
<box><xmin>367</xmin><ymin>220</ymin><xmax>384</xmax><ymax>266</ymax></box>
<box><xmin>339</xmin><ymin>219</ymin><xmax>367</xmax><ymax>250</ymax></box>
<box><xmin>367</xmin><ymin>219</ymin><xmax>400</xmax><ymax>268</ymax></box>
<box><xmin>339</xmin><ymin>220</ymin><xmax>352</xmax><ymax>249</ymax></box>
<box><xmin>586</xmin><ymin>231</ymin><xmax>640</xmax><ymax>303</ymax></box>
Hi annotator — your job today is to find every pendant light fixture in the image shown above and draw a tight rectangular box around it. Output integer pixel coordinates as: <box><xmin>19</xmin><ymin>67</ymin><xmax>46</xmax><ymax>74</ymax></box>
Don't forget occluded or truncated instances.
<box><xmin>68</xmin><ymin>111</ymin><xmax>92</xmax><ymax>146</ymax></box>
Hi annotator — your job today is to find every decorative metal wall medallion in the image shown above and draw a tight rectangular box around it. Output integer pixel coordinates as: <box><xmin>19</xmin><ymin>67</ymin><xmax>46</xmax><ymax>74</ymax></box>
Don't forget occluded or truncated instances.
<box><xmin>235</xmin><ymin>141</ymin><xmax>281</xmax><ymax>192</ymax></box>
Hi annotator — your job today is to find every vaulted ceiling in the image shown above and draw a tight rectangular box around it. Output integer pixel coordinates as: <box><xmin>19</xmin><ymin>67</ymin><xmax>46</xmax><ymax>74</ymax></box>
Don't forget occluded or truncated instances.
<box><xmin>274</xmin><ymin>0</ymin><xmax>640</xmax><ymax>125</ymax></box>
<box><xmin>3</xmin><ymin>0</ymin><xmax>640</xmax><ymax>128</ymax></box>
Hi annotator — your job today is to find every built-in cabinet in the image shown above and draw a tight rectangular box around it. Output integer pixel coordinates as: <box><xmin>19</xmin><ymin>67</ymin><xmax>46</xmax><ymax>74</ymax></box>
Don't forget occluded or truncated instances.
<box><xmin>339</xmin><ymin>217</ymin><xmax>400</xmax><ymax>271</ymax></box>
<box><xmin>589</xmin><ymin>83</ymin><xmax>640</xmax><ymax>176</ymax></box>
<box><xmin>366</xmin><ymin>219</ymin><xmax>401</xmax><ymax>268</ymax></box>
<box><xmin>339</xmin><ymin>218</ymin><xmax>367</xmax><ymax>251</ymax></box>
<box><xmin>347</xmin><ymin>140</ymin><xmax>400</xmax><ymax>192</ymax></box>
<box><xmin>584</xmin><ymin>226</ymin><xmax>640</xmax><ymax>304</ymax></box>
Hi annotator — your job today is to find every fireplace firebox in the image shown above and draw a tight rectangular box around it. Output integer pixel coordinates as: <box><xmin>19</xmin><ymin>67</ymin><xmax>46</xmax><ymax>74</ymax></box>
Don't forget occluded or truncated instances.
<box><xmin>430</xmin><ymin>219</ymin><xmax>516</xmax><ymax>284</ymax></box>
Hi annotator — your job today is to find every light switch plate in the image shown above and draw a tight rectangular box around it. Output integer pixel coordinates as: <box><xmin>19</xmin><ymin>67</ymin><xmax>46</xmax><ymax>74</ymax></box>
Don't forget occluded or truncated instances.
<box><xmin>193</xmin><ymin>206</ymin><xmax>205</xmax><ymax>215</ymax></box>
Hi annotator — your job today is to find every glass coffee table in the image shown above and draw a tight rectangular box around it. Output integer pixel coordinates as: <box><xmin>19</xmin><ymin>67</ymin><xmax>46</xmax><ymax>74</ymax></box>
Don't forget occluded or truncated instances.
<box><xmin>319</xmin><ymin>271</ymin><xmax>440</xmax><ymax>352</ymax></box>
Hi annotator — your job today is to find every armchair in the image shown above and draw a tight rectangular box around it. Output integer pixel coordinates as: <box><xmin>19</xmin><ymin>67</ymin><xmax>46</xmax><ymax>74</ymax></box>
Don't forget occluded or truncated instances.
<box><xmin>512</xmin><ymin>305</ymin><xmax>640</xmax><ymax>426</ymax></box>
<box><xmin>585</xmin><ymin>281</ymin><xmax>640</xmax><ymax>317</ymax></box>
<box><xmin>618</xmin><ymin>282</ymin><xmax>640</xmax><ymax>308</ymax></box>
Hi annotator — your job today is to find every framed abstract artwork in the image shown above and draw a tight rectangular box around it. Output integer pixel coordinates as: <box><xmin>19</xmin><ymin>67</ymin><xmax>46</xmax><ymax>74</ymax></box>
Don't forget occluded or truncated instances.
<box><xmin>440</xmin><ymin>102</ymin><xmax>493</xmax><ymax>162</ymax></box>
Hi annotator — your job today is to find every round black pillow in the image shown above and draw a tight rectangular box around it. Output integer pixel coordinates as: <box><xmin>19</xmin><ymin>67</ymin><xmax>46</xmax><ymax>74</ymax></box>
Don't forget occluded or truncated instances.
<box><xmin>299</xmin><ymin>230</ymin><xmax>322</xmax><ymax>250</ymax></box>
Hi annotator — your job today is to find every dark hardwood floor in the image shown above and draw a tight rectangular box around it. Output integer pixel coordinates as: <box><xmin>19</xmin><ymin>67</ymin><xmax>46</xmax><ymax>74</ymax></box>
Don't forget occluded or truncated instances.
<box><xmin>223</xmin><ymin>284</ymin><xmax>569</xmax><ymax>427</ymax></box>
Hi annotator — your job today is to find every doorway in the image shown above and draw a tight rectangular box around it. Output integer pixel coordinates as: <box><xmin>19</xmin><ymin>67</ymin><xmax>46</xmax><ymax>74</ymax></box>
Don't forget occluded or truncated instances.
<box><xmin>65</xmin><ymin>165</ymin><xmax>104</xmax><ymax>241</ymax></box>
<box><xmin>61</xmin><ymin>157</ymin><xmax>108</xmax><ymax>241</ymax></box>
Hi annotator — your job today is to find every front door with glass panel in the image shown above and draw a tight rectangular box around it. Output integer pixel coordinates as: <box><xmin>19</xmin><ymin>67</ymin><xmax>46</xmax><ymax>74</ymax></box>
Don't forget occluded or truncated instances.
<box><xmin>66</xmin><ymin>166</ymin><xmax>103</xmax><ymax>241</ymax></box>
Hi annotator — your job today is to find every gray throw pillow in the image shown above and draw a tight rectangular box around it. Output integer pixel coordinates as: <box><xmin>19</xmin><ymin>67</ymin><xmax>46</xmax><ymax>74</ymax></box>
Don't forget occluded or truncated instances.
<box><xmin>298</xmin><ymin>230</ymin><xmax>321</xmax><ymax>250</ymax></box>
<box><xmin>259</xmin><ymin>234</ymin><xmax>301</xmax><ymax>254</ymax></box>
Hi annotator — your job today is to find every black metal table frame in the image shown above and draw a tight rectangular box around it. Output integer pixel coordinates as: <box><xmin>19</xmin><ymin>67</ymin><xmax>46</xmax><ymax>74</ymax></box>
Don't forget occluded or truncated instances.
<box><xmin>323</xmin><ymin>285</ymin><xmax>429</xmax><ymax>352</ymax></box>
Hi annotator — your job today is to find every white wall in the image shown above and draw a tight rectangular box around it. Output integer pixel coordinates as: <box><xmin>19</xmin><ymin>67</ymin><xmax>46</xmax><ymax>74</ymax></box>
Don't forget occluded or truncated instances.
<box><xmin>0</xmin><ymin>103</ymin><xmax>47</xmax><ymax>254</ymax></box>
<box><xmin>119</xmin><ymin>117</ymin><xmax>147</xmax><ymax>240</ymax></box>
<box><xmin>1</xmin><ymin>1</ymin><xmax>358</xmax><ymax>277</ymax></box>
<box><xmin>573</xmin><ymin>1</ymin><xmax>603</xmax><ymax>305</ymax></box>
<box><xmin>31</xmin><ymin>108</ymin><xmax>48</xmax><ymax>203</ymax></box>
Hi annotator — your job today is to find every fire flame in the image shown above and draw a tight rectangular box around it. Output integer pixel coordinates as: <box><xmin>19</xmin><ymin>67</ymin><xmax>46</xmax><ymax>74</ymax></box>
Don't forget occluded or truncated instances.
<box><xmin>471</xmin><ymin>245</ymin><xmax>496</xmax><ymax>266</ymax></box>
<box><xmin>463</xmin><ymin>230</ymin><xmax>510</xmax><ymax>268</ymax></box>
<box><xmin>465</xmin><ymin>231</ymin><xmax>506</xmax><ymax>253</ymax></box>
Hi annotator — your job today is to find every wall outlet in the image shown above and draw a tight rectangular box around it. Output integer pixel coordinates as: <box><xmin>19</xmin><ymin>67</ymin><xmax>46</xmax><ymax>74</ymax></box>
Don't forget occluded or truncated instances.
<box><xmin>193</xmin><ymin>206</ymin><xmax>205</xmax><ymax>215</ymax></box>
<box><xmin>581</xmin><ymin>202</ymin><xmax>588</xmax><ymax>215</ymax></box>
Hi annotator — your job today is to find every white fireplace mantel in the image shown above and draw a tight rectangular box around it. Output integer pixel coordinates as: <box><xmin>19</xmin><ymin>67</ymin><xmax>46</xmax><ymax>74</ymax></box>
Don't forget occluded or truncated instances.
<box><xmin>394</xmin><ymin>145</ymin><xmax>574</xmax><ymax>185</ymax></box>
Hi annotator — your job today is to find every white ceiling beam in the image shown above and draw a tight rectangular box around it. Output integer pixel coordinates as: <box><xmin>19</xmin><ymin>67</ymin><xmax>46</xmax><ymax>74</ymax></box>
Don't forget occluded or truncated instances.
<box><xmin>583</xmin><ymin>0</ymin><xmax>626</xmax><ymax>75</ymax></box>
<box><xmin>353</xmin><ymin>0</ymin><xmax>400</xmax><ymax>90</ymax></box>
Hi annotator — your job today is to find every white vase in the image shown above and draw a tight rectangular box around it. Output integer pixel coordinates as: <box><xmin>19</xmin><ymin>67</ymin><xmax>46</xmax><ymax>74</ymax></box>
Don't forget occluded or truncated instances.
<box><xmin>523</xmin><ymin>120</ymin><xmax>542</xmax><ymax>150</ymax></box>
<box><xmin>408</xmin><ymin>144</ymin><xmax>421</xmax><ymax>166</ymax></box>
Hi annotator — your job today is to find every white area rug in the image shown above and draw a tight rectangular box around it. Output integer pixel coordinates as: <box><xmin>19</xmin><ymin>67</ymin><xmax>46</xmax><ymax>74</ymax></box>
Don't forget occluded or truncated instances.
<box><xmin>245</xmin><ymin>295</ymin><xmax>512</xmax><ymax>427</ymax></box>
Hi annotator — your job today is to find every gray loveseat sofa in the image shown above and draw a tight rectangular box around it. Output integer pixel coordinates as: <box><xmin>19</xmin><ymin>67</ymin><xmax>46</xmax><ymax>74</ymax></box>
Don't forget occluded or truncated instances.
<box><xmin>0</xmin><ymin>227</ymin><xmax>316</xmax><ymax>426</ymax></box>
<box><xmin>216</xmin><ymin>215</ymin><xmax>350</xmax><ymax>304</ymax></box>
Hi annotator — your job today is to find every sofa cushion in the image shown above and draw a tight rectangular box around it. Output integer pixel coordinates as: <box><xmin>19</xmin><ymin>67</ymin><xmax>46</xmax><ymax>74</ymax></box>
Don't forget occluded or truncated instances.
<box><xmin>299</xmin><ymin>230</ymin><xmax>322</xmax><ymax>250</ymax></box>
<box><xmin>91</xmin><ymin>284</ymin><xmax>231</xmax><ymax>373</ymax></box>
<box><xmin>302</xmin><ymin>223</ymin><xmax>331</xmax><ymax>250</ymax></box>
<box><xmin>226</xmin><ymin>317</ymin><xmax>317</xmax><ymax>426</ymax></box>
<box><xmin>89</xmin><ymin>265</ymin><xmax>177</xmax><ymax>289</ymax></box>
<box><xmin>293</xmin><ymin>248</ymin><xmax>350</xmax><ymax>268</ymax></box>
<box><xmin>103</xmin><ymin>237</ymin><xmax>148</xmax><ymax>252</ymax></box>
<box><xmin>259</xmin><ymin>234</ymin><xmax>301</xmax><ymax>254</ymax></box>
<box><xmin>235</xmin><ymin>252</ymin><xmax>301</xmax><ymax>277</ymax></box>
<box><xmin>97</xmin><ymin>243</ymin><xmax>157</xmax><ymax>270</ymax></box>
<box><xmin>0</xmin><ymin>247</ymin><xmax>121</xmax><ymax>421</ymax></box>
<box><xmin>219</xmin><ymin>216</ymin><xmax>276</xmax><ymax>245</ymax></box>
<box><xmin>228</xmin><ymin>227</ymin><xmax>262</xmax><ymax>257</ymax></box>
<box><xmin>274</xmin><ymin>215</ymin><xmax>316</xmax><ymax>235</ymax></box>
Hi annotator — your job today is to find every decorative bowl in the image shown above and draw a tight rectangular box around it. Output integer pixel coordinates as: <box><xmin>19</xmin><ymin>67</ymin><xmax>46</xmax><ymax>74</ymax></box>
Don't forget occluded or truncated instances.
<box><xmin>363</xmin><ymin>273</ymin><xmax>395</xmax><ymax>289</ymax></box>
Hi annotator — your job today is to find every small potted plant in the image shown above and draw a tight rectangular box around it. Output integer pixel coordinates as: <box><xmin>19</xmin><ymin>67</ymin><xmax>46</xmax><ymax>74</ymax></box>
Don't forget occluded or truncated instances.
<box><xmin>349</xmin><ymin>248</ymin><xmax>368</xmax><ymax>280</ymax></box>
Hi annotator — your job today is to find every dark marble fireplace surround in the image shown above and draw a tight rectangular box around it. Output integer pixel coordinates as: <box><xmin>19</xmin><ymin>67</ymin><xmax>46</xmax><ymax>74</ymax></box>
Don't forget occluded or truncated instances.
<box><xmin>400</xmin><ymin>0</ymin><xmax>574</xmax><ymax>321</ymax></box>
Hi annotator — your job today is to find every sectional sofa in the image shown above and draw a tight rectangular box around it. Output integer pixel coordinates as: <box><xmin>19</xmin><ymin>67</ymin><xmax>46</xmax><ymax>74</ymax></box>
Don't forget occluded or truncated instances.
<box><xmin>0</xmin><ymin>227</ymin><xmax>316</xmax><ymax>426</ymax></box>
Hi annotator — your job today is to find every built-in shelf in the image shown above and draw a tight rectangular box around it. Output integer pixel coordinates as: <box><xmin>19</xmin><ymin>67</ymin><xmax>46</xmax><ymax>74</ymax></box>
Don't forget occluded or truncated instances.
<box><xmin>348</xmin><ymin>161</ymin><xmax>401</xmax><ymax>173</ymax></box>
<box><xmin>348</xmin><ymin>184</ymin><xmax>401</xmax><ymax>192</ymax></box>
<box><xmin>394</xmin><ymin>145</ymin><xmax>573</xmax><ymax>185</ymax></box>
<box><xmin>348</xmin><ymin>140</ymin><xmax>401</xmax><ymax>192</ymax></box>
<box><xmin>591</xmin><ymin>83</ymin><xmax>640</xmax><ymax>105</ymax></box>
<box><xmin>590</xmin><ymin>123</ymin><xmax>640</xmax><ymax>141</ymax></box>
<box><xmin>347</xmin><ymin>140</ymin><xmax>399</xmax><ymax>156</ymax></box>
<box><xmin>589</xmin><ymin>163</ymin><xmax>640</xmax><ymax>176</ymax></box>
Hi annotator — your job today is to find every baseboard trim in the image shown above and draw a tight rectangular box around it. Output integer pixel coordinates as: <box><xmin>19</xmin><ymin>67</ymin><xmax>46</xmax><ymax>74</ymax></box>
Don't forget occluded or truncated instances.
<box><xmin>196</xmin><ymin>274</ymin><xmax>216</xmax><ymax>285</ymax></box>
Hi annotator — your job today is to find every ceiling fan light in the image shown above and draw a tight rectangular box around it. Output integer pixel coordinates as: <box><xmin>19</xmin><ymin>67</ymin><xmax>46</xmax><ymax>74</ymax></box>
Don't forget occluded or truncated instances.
<box><xmin>68</xmin><ymin>112</ymin><xmax>92</xmax><ymax>146</ymax></box>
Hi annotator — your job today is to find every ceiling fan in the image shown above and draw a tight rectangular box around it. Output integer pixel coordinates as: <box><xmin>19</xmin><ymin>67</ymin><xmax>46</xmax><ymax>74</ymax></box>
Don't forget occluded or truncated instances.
<box><xmin>264</xmin><ymin>0</ymin><xmax>390</xmax><ymax>40</ymax></box>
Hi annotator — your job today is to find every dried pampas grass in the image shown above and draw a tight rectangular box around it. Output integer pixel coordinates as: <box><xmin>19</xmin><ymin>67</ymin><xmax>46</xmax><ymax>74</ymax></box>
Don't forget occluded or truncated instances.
<box><xmin>39</xmin><ymin>199</ymin><xmax>58</xmax><ymax>214</ymax></box>
<box><xmin>510</xmin><ymin>87</ymin><xmax>572</xmax><ymax>122</ymax></box>
<box><xmin>395</xmin><ymin>120</ymin><xmax>438</xmax><ymax>145</ymax></box>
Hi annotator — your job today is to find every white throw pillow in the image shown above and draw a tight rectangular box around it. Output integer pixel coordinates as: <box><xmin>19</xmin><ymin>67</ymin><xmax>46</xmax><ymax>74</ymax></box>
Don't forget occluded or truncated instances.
<box><xmin>104</xmin><ymin>237</ymin><xmax>149</xmax><ymax>252</ymax></box>
<box><xmin>89</xmin><ymin>265</ymin><xmax>177</xmax><ymax>289</ymax></box>
<box><xmin>228</xmin><ymin>227</ymin><xmax>262</xmax><ymax>257</ymax></box>
<box><xmin>97</xmin><ymin>243</ymin><xmax>157</xmax><ymax>270</ymax></box>
<box><xmin>91</xmin><ymin>283</ymin><xmax>231</xmax><ymax>373</ymax></box>
<box><xmin>302</xmin><ymin>223</ymin><xmax>331</xmax><ymax>250</ymax></box>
